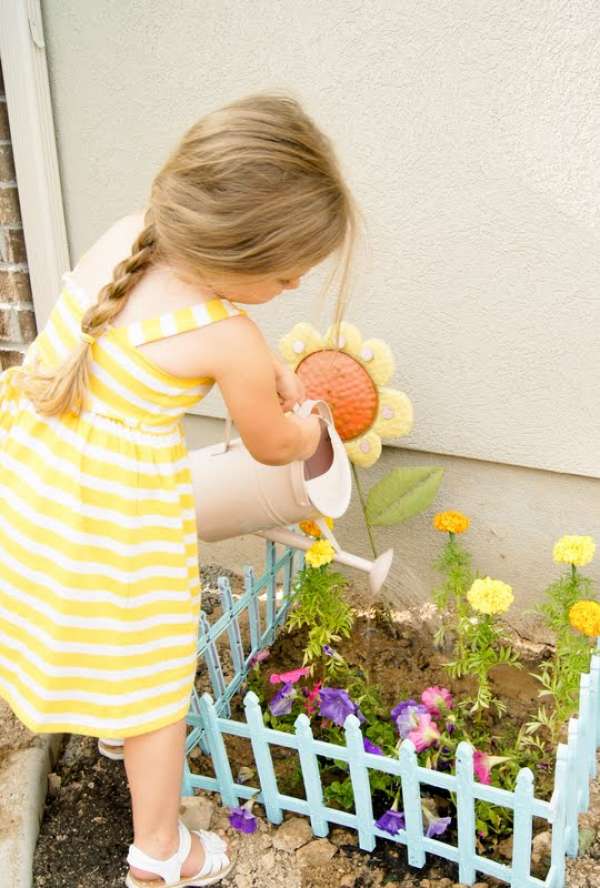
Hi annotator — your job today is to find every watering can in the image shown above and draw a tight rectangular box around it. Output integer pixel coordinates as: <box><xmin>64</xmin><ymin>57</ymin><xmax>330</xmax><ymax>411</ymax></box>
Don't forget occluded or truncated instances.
<box><xmin>189</xmin><ymin>400</ymin><xmax>394</xmax><ymax>595</ymax></box>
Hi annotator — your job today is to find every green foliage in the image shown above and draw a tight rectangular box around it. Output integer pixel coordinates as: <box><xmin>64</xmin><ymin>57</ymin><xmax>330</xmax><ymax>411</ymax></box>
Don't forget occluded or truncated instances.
<box><xmin>446</xmin><ymin>613</ymin><xmax>521</xmax><ymax>715</ymax></box>
<box><xmin>432</xmin><ymin>536</ymin><xmax>474</xmax><ymax>650</ymax></box>
<box><xmin>365</xmin><ymin>467</ymin><xmax>444</xmax><ymax>526</ymax></box>
<box><xmin>286</xmin><ymin>563</ymin><xmax>354</xmax><ymax>663</ymax></box>
<box><xmin>323</xmin><ymin>778</ymin><xmax>355</xmax><ymax>810</ymax></box>
<box><xmin>526</xmin><ymin>564</ymin><xmax>596</xmax><ymax>744</ymax></box>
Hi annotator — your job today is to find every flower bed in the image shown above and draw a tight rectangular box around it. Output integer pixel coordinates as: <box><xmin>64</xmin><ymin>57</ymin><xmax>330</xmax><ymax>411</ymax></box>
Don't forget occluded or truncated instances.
<box><xmin>183</xmin><ymin>526</ymin><xmax>600</xmax><ymax>888</ymax></box>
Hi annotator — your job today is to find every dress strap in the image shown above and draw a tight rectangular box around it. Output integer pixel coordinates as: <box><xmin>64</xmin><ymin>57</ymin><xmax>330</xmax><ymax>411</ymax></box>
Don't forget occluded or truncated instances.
<box><xmin>119</xmin><ymin>298</ymin><xmax>246</xmax><ymax>347</ymax></box>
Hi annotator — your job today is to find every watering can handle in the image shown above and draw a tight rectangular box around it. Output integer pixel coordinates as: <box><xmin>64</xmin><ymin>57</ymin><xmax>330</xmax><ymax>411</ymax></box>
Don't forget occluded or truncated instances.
<box><xmin>220</xmin><ymin>400</ymin><xmax>333</xmax><ymax>455</ymax></box>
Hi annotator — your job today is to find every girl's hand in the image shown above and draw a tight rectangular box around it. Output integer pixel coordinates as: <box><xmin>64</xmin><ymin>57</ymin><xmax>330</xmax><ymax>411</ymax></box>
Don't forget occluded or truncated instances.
<box><xmin>273</xmin><ymin>357</ymin><xmax>306</xmax><ymax>412</ymax></box>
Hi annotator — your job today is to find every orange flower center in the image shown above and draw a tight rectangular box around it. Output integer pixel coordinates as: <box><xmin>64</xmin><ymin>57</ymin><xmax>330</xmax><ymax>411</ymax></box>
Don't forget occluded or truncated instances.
<box><xmin>296</xmin><ymin>349</ymin><xmax>379</xmax><ymax>441</ymax></box>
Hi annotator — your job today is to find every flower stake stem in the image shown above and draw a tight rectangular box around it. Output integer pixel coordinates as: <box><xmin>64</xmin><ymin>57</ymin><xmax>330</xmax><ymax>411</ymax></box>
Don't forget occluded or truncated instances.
<box><xmin>351</xmin><ymin>463</ymin><xmax>379</xmax><ymax>560</ymax></box>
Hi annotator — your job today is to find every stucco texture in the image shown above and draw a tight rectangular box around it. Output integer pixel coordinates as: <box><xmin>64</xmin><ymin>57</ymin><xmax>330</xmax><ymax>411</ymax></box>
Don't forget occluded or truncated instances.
<box><xmin>40</xmin><ymin>1</ymin><xmax>600</xmax><ymax>626</ymax></box>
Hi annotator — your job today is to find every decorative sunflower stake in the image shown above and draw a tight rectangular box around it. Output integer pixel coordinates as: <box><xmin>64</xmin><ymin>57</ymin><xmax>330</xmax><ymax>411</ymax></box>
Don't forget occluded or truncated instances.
<box><xmin>280</xmin><ymin>320</ymin><xmax>444</xmax><ymax>559</ymax></box>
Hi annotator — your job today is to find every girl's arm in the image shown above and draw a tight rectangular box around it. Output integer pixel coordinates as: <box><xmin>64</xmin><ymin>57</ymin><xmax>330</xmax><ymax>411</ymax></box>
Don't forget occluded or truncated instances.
<box><xmin>198</xmin><ymin>315</ymin><xmax>322</xmax><ymax>466</ymax></box>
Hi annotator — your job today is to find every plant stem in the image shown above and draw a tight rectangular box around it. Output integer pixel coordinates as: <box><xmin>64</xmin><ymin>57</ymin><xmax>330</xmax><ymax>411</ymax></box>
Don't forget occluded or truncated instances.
<box><xmin>351</xmin><ymin>463</ymin><xmax>379</xmax><ymax>559</ymax></box>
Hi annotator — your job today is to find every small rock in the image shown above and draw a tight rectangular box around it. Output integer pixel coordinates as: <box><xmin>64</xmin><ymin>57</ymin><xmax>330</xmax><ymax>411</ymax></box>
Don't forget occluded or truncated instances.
<box><xmin>420</xmin><ymin>880</ymin><xmax>432</xmax><ymax>888</ymax></box>
<box><xmin>330</xmin><ymin>828</ymin><xmax>358</xmax><ymax>847</ymax></box>
<box><xmin>188</xmin><ymin>746</ymin><xmax>202</xmax><ymax>760</ymax></box>
<box><xmin>473</xmin><ymin>883</ymin><xmax>489</xmax><ymax>888</ymax></box>
<box><xmin>179</xmin><ymin>795</ymin><xmax>214</xmax><ymax>831</ymax></box>
<box><xmin>234</xmin><ymin>876</ymin><xmax>251</xmax><ymax>888</ymax></box>
<box><xmin>340</xmin><ymin>876</ymin><xmax>355</xmax><ymax>887</ymax></box>
<box><xmin>47</xmin><ymin>772</ymin><xmax>61</xmax><ymax>797</ymax></box>
<box><xmin>272</xmin><ymin>816</ymin><xmax>313</xmax><ymax>851</ymax></box>
<box><xmin>531</xmin><ymin>829</ymin><xmax>552</xmax><ymax>865</ymax></box>
<box><xmin>497</xmin><ymin>835</ymin><xmax>513</xmax><ymax>859</ymax></box>
<box><xmin>262</xmin><ymin>850</ymin><xmax>275</xmax><ymax>870</ymax></box>
<box><xmin>578</xmin><ymin>826</ymin><xmax>596</xmax><ymax>854</ymax></box>
<box><xmin>296</xmin><ymin>838</ymin><xmax>337</xmax><ymax>868</ymax></box>
<box><xmin>438</xmin><ymin>880</ymin><xmax>453</xmax><ymax>888</ymax></box>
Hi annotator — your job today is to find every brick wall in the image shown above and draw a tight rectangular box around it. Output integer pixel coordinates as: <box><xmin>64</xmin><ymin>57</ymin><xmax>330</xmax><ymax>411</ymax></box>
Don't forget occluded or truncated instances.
<box><xmin>0</xmin><ymin>61</ymin><xmax>37</xmax><ymax>371</ymax></box>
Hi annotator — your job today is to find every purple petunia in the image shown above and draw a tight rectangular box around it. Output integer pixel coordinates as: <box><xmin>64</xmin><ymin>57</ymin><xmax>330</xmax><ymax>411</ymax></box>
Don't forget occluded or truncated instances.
<box><xmin>375</xmin><ymin>809</ymin><xmax>406</xmax><ymax>835</ymax></box>
<box><xmin>425</xmin><ymin>815</ymin><xmax>451</xmax><ymax>838</ymax></box>
<box><xmin>391</xmin><ymin>699</ymin><xmax>429</xmax><ymax>738</ymax></box>
<box><xmin>318</xmin><ymin>687</ymin><xmax>365</xmax><ymax>726</ymax></box>
<box><xmin>269</xmin><ymin>681</ymin><xmax>296</xmax><ymax>716</ymax></box>
<box><xmin>228</xmin><ymin>803</ymin><xmax>258</xmax><ymax>834</ymax></box>
<box><xmin>322</xmin><ymin>644</ymin><xmax>335</xmax><ymax>657</ymax></box>
<box><xmin>363</xmin><ymin>736</ymin><xmax>384</xmax><ymax>755</ymax></box>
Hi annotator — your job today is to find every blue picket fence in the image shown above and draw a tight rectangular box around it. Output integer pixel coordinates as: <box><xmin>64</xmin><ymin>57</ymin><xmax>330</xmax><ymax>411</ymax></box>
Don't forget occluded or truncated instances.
<box><xmin>183</xmin><ymin>541</ymin><xmax>600</xmax><ymax>888</ymax></box>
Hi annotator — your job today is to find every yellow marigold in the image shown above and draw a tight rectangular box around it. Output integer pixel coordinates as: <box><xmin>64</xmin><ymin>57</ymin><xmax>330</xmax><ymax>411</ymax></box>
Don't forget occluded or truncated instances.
<box><xmin>569</xmin><ymin>600</ymin><xmax>600</xmax><ymax>637</ymax></box>
<box><xmin>298</xmin><ymin>516</ymin><xmax>334</xmax><ymax>539</ymax></box>
<box><xmin>433</xmin><ymin>510</ymin><xmax>470</xmax><ymax>534</ymax></box>
<box><xmin>553</xmin><ymin>535</ymin><xmax>596</xmax><ymax>568</ymax></box>
<box><xmin>305</xmin><ymin>539</ymin><xmax>336</xmax><ymax>569</ymax></box>
<box><xmin>467</xmin><ymin>577</ymin><xmax>514</xmax><ymax>615</ymax></box>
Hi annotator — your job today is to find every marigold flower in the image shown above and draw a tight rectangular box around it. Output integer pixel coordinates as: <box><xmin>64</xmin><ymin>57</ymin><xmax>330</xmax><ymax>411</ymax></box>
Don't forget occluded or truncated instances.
<box><xmin>553</xmin><ymin>535</ymin><xmax>596</xmax><ymax>568</ymax></box>
<box><xmin>305</xmin><ymin>539</ymin><xmax>336</xmax><ymax>568</ymax></box>
<box><xmin>298</xmin><ymin>516</ymin><xmax>334</xmax><ymax>539</ymax></box>
<box><xmin>433</xmin><ymin>510</ymin><xmax>470</xmax><ymax>534</ymax></box>
<box><xmin>467</xmin><ymin>577</ymin><xmax>514</xmax><ymax>615</ymax></box>
<box><xmin>568</xmin><ymin>600</ymin><xmax>600</xmax><ymax>637</ymax></box>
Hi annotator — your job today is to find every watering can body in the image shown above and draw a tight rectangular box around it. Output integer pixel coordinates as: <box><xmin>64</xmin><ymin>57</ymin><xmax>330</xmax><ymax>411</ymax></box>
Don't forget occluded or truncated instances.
<box><xmin>189</xmin><ymin>400</ymin><xmax>351</xmax><ymax>542</ymax></box>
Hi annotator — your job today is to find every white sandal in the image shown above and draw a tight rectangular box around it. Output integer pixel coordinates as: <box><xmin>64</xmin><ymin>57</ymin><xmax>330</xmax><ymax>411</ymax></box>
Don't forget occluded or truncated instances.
<box><xmin>125</xmin><ymin>818</ymin><xmax>233</xmax><ymax>888</ymax></box>
<box><xmin>98</xmin><ymin>737</ymin><xmax>125</xmax><ymax>760</ymax></box>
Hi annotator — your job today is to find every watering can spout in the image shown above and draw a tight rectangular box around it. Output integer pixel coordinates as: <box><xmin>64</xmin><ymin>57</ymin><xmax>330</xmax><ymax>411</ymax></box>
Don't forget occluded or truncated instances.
<box><xmin>255</xmin><ymin>527</ymin><xmax>393</xmax><ymax>597</ymax></box>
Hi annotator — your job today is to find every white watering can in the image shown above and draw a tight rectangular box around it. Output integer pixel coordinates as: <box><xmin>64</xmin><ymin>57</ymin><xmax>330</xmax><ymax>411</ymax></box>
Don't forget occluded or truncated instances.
<box><xmin>189</xmin><ymin>399</ymin><xmax>394</xmax><ymax>596</ymax></box>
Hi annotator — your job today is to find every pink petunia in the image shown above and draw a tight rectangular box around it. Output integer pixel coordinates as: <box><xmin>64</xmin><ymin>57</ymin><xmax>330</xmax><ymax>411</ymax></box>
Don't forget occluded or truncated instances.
<box><xmin>305</xmin><ymin>682</ymin><xmax>322</xmax><ymax>715</ymax></box>
<box><xmin>473</xmin><ymin>750</ymin><xmax>491</xmax><ymax>784</ymax></box>
<box><xmin>269</xmin><ymin>667</ymin><xmax>310</xmax><ymax>686</ymax></box>
<box><xmin>421</xmin><ymin>686</ymin><xmax>453</xmax><ymax>717</ymax></box>
<box><xmin>407</xmin><ymin>714</ymin><xmax>441</xmax><ymax>752</ymax></box>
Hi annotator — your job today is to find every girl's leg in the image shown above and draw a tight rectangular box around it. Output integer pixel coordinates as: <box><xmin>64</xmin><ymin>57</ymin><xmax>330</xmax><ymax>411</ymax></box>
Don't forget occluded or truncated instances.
<box><xmin>124</xmin><ymin>718</ymin><xmax>207</xmax><ymax>881</ymax></box>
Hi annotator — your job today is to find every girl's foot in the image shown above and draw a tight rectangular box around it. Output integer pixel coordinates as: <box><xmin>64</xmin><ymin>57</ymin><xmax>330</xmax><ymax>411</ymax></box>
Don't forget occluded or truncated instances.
<box><xmin>128</xmin><ymin>826</ymin><xmax>231</xmax><ymax>884</ymax></box>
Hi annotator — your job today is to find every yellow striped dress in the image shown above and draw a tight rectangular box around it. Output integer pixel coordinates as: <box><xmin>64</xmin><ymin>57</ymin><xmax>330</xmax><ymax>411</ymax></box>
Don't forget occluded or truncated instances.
<box><xmin>0</xmin><ymin>272</ymin><xmax>243</xmax><ymax>738</ymax></box>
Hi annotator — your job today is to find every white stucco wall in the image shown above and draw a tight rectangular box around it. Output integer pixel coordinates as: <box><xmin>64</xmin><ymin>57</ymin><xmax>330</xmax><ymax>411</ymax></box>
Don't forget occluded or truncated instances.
<box><xmin>39</xmin><ymin>1</ymin><xmax>600</xmax><ymax>629</ymax></box>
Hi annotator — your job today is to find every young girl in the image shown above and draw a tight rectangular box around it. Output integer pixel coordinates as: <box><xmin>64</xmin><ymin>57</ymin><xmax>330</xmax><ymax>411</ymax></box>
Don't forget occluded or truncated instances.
<box><xmin>0</xmin><ymin>93</ymin><xmax>358</xmax><ymax>886</ymax></box>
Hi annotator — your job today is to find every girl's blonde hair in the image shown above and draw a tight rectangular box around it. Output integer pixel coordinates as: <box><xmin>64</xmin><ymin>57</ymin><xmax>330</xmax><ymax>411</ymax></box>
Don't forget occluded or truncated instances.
<box><xmin>17</xmin><ymin>91</ymin><xmax>361</xmax><ymax>416</ymax></box>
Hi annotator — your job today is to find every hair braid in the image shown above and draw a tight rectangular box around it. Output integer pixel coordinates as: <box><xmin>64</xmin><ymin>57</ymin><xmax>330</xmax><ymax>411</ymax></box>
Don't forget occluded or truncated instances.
<box><xmin>15</xmin><ymin>220</ymin><xmax>157</xmax><ymax>417</ymax></box>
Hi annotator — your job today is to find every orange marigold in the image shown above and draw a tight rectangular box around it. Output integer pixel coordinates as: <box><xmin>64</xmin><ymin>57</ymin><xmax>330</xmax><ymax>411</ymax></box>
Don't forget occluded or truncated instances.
<box><xmin>298</xmin><ymin>516</ymin><xmax>334</xmax><ymax>539</ymax></box>
<box><xmin>569</xmin><ymin>600</ymin><xmax>600</xmax><ymax>638</ymax></box>
<box><xmin>433</xmin><ymin>510</ymin><xmax>470</xmax><ymax>534</ymax></box>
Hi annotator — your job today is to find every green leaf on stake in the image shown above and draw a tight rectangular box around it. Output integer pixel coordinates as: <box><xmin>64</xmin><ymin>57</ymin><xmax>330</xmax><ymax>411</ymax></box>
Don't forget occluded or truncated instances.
<box><xmin>365</xmin><ymin>467</ymin><xmax>444</xmax><ymax>526</ymax></box>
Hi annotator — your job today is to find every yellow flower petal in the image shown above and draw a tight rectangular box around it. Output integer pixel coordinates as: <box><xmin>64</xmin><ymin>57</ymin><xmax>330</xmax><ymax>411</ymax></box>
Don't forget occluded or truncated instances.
<box><xmin>373</xmin><ymin>388</ymin><xmax>413</xmax><ymax>440</ymax></box>
<box><xmin>279</xmin><ymin>323</ymin><xmax>324</xmax><ymax>369</ymax></box>
<box><xmin>357</xmin><ymin>338</ymin><xmax>395</xmax><ymax>386</ymax></box>
<box><xmin>467</xmin><ymin>577</ymin><xmax>514</xmax><ymax>614</ymax></box>
<box><xmin>345</xmin><ymin>430</ymin><xmax>382</xmax><ymax>468</ymax></box>
<box><xmin>305</xmin><ymin>539</ymin><xmax>336</xmax><ymax>568</ymax></box>
<box><xmin>323</xmin><ymin>321</ymin><xmax>363</xmax><ymax>355</ymax></box>
<box><xmin>553</xmin><ymin>535</ymin><xmax>596</xmax><ymax>568</ymax></box>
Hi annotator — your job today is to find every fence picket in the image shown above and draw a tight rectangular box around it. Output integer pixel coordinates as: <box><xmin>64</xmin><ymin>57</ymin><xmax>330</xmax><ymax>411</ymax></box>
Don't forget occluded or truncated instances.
<box><xmin>547</xmin><ymin>743</ymin><xmax>568</xmax><ymax>888</ymax></box>
<box><xmin>399</xmin><ymin>739</ymin><xmax>426</xmax><ymax>867</ymax></box>
<box><xmin>245</xmin><ymin>566</ymin><xmax>261</xmax><ymax>653</ymax></box>
<box><xmin>219</xmin><ymin>576</ymin><xmax>245</xmax><ymax>675</ymax></box>
<box><xmin>199</xmin><ymin>611</ymin><xmax>229</xmax><ymax>715</ymax></box>
<box><xmin>565</xmin><ymin>718</ymin><xmax>579</xmax><ymax>857</ymax></box>
<box><xmin>265</xmin><ymin>542</ymin><xmax>277</xmax><ymax>644</ymax></box>
<box><xmin>456</xmin><ymin>742</ymin><xmax>477</xmax><ymax>884</ymax></box>
<box><xmin>244</xmin><ymin>691</ymin><xmax>283</xmax><ymax>824</ymax></box>
<box><xmin>511</xmin><ymin>768</ymin><xmax>534</xmax><ymax>887</ymax></box>
<box><xmin>198</xmin><ymin>693</ymin><xmax>239</xmax><ymax>807</ymax></box>
<box><xmin>295</xmin><ymin>713</ymin><xmax>329</xmax><ymax>837</ymax></box>
<box><xmin>344</xmin><ymin>714</ymin><xmax>376</xmax><ymax>851</ymax></box>
<box><xmin>591</xmin><ymin>655</ymin><xmax>600</xmax><ymax>779</ymax></box>
<box><xmin>577</xmin><ymin>674</ymin><xmax>591</xmax><ymax>809</ymax></box>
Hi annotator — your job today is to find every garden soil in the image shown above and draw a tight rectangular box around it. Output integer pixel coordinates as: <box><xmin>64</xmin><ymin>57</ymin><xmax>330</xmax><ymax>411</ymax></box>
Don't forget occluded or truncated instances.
<box><xmin>0</xmin><ymin>564</ymin><xmax>592</xmax><ymax>887</ymax></box>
